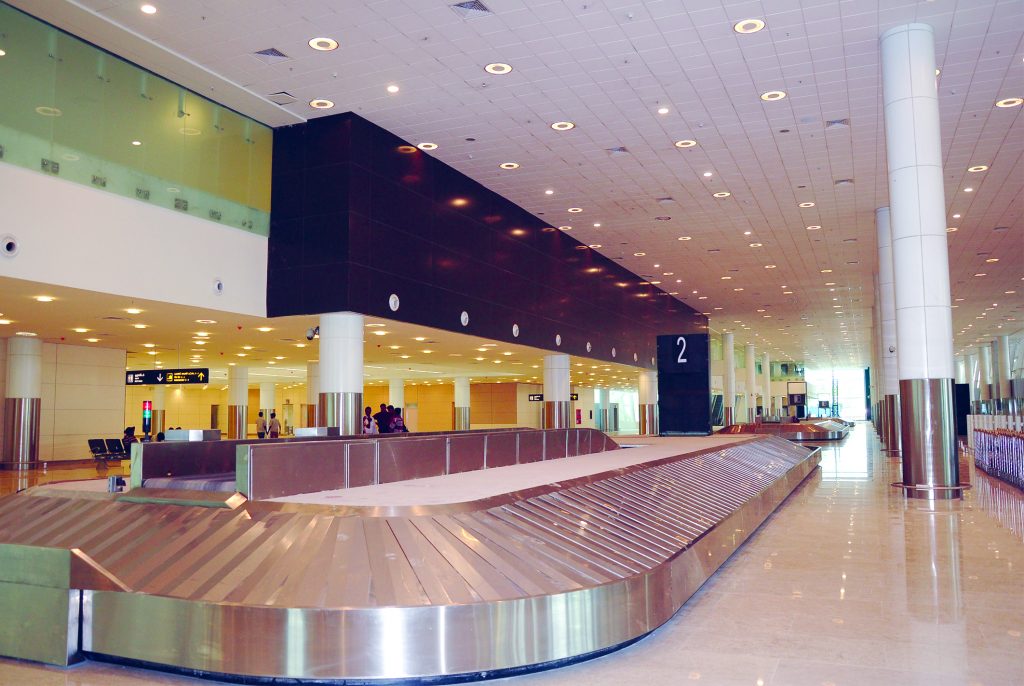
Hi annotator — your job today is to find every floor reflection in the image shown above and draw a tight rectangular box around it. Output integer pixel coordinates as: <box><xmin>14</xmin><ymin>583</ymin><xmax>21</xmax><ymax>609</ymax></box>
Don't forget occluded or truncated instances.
<box><xmin>0</xmin><ymin>461</ymin><xmax>129</xmax><ymax>497</ymax></box>
<box><xmin>967</xmin><ymin>462</ymin><xmax>1024</xmax><ymax>543</ymax></box>
<box><xmin>814</xmin><ymin>423</ymin><xmax>872</xmax><ymax>481</ymax></box>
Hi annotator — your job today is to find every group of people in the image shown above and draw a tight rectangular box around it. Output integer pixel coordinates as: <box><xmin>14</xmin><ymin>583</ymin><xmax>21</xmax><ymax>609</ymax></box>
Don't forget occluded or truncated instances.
<box><xmin>256</xmin><ymin>411</ymin><xmax>282</xmax><ymax>439</ymax></box>
<box><xmin>363</xmin><ymin>403</ymin><xmax>408</xmax><ymax>434</ymax></box>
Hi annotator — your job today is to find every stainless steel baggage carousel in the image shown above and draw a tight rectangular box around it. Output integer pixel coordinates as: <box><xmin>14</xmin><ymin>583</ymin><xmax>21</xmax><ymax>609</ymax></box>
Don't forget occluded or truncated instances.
<box><xmin>0</xmin><ymin>431</ymin><xmax>819</xmax><ymax>683</ymax></box>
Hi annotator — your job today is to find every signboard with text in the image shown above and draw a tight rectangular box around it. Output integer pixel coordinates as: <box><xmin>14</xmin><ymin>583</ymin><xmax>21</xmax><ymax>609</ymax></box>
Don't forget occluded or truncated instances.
<box><xmin>528</xmin><ymin>394</ymin><xmax>544</xmax><ymax>402</ymax></box>
<box><xmin>126</xmin><ymin>369</ymin><xmax>210</xmax><ymax>385</ymax></box>
<box><xmin>656</xmin><ymin>334</ymin><xmax>711</xmax><ymax>435</ymax></box>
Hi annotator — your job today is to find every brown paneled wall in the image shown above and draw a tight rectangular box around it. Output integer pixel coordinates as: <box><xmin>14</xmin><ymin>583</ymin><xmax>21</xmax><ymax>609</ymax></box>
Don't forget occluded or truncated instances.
<box><xmin>470</xmin><ymin>383</ymin><xmax>517</xmax><ymax>424</ymax></box>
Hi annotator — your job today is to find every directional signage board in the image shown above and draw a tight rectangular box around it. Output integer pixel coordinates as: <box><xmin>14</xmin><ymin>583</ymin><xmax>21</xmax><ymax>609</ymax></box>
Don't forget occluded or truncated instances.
<box><xmin>528</xmin><ymin>394</ymin><xmax>544</xmax><ymax>402</ymax></box>
<box><xmin>126</xmin><ymin>369</ymin><xmax>210</xmax><ymax>385</ymax></box>
<box><xmin>569</xmin><ymin>393</ymin><xmax>579</xmax><ymax>401</ymax></box>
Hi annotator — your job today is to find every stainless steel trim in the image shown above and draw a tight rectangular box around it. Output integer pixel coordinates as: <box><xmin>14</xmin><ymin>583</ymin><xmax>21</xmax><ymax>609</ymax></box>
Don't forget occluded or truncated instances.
<box><xmin>883</xmin><ymin>393</ymin><xmax>902</xmax><ymax>454</ymax></box>
<box><xmin>151</xmin><ymin>409</ymin><xmax>165</xmax><ymax>436</ymax></box>
<box><xmin>226</xmin><ymin>404</ymin><xmax>246</xmax><ymax>440</ymax></box>
<box><xmin>638</xmin><ymin>403</ymin><xmax>658</xmax><ymax>436</ymax></box>
<box><xmin>454</xmin><ymin>406</ymin><xmax>470</xmax><ymax>431</ymax></box>
<box><xmin>319</xmin><ymin>391</ymin><xmax>362</xmax><ymax>435</ymax></box>
<box><xmin>543</xmin><ymin>400</ymin><xmax>570</xmax><ymax>429</ymax></box>
<box><xmin>898</xmin><ymin>378</ymin><xmax>960</xmax><ymax>500</ymax></box>
<box><xmin>2</xmin><ymin>397</ymin><xmax>41</xmax><ymax>467</ymax></box>
<box><xmin>723</xmin><ymin>406</ymin><xmax>734</xmax><ymax>426</ymax></box>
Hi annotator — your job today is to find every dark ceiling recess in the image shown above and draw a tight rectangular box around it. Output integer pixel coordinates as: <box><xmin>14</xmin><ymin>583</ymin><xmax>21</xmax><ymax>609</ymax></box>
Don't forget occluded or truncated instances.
<box><xmin>450</xmin><ymin>1</ymin><xmax>493</xmax><ymax>19</ymax></box>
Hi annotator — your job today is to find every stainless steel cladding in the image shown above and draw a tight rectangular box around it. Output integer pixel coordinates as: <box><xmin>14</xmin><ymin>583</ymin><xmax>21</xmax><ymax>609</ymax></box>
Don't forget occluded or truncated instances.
<box><xmin>0</xmin><ymin>435</ymin><xmax>819</xmax><ymax>681</ymax></box>
<box><xmin>318</xmin><ymin>391</ymin><xmax>362</xmax><ymax>435</ymax></box>
<box><xmin>2</xmin><ymin>397</ymin><xmax>40</xmax><ymax>467</ymax></box>
<box><xmin>899</xmin><ymin>378</ymin><xmax>961</xmax><ymax>500</ymax></box>
<box><xmin>543</xmin><ymin>400</ymin><xmax>570</xmax><ymax>428</ymax></box>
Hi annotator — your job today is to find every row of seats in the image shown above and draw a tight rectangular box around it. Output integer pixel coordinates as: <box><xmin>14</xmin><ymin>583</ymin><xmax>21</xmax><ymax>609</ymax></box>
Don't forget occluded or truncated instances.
<box><xmin>88</xmin><ymin>439</ymin><xmax>130</xmax><ymax>461</ymax></box>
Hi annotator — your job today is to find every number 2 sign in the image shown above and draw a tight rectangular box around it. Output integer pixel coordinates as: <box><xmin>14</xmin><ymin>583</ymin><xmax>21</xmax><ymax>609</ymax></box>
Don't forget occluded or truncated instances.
<box><xmin>676</xmin><ymin>336</ymin><xmax>687</xmax><ymax>364</ymax></box>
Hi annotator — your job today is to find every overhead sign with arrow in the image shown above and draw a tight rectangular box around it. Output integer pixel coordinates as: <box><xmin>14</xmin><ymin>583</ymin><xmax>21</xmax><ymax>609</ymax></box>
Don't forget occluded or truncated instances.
<box><xmin>126</xmin><ymin>369</ymin><xmax>209</xmax><ymax>385</ymax></box>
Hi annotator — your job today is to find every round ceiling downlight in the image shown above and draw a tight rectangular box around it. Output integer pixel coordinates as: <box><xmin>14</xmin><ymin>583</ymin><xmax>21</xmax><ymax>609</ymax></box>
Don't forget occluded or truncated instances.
<box><xmin>499</xmin><ymin>162</ymin><xmax>520</xmax><ymax>169</ymax></box>
<box><xmin>308</xmin><ymin>37</ymin><xmax>339</xmax><ymax>51</ymax></box>
<box><xmin>760</xmin><ymin>90</ymin><xmax>787</xmax><ymax>101</ymax></box>
<box><xmin>550</xmin><ymin>121</ymin><xmax>575</xmax><ymax>131</ymax></box>
<box><xmin>309</xmin><ymin>99</ymin><xmax>334</xmax><ymax>109</ymax></box>
<box><xmin>674</xmin><ymin>139</ymin><xmax>697</xmax><ymax>148</ymax></box>
<box><xmin>417</xmin><ymin>142</ymin><xmax>438</xmax><ymax>151</ymax></box>
<box><xmin>733</xmin><ymin>18</ymin><xmax>765</xmax><ymax>34</ymax></box>
<box><xmin>485</xmin><ymin>62</ymin><xmax>513</xmax><ymax>75</ymax></box>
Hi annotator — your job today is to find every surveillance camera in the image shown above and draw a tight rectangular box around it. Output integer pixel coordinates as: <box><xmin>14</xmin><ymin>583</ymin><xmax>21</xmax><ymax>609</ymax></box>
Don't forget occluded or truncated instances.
<box><xmin>306</xmin><ymin>327</ymin><xmax>316</xmax><ymax>341</ymax></box>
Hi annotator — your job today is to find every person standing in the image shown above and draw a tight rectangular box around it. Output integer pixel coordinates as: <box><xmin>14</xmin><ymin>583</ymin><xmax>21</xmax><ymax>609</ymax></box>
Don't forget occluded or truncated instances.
<box><xmin>362</xmin><ymin>407</ymin><xmax>378</xmax><ymax>434</ymax></box>
<box><xmin>256</xmin><ymin>411</ymin><xmax>267</xmax><ymax>439</ymax></box>
<box><xmin>373</xmin><ymin>403</ymin><xmax>391</xmax><ymax>434</ymax></box>
<box><xmin>268</xmin><ymin>412</ymin><xmax>281</xmax><ymax>439</ymax></box>
<box><xmin>392</xmin><ymin>407</ymin><xmax>409</xmax><ymax>433</ymax></box>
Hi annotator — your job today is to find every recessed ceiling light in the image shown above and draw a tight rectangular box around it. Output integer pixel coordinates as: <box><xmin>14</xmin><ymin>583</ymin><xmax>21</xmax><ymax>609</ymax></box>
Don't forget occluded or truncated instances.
<box><xmin>677</xmin><ymin>236</ymin><xmax>692</xmax><ymax>241</ymax></box>
<box><xmin>963</xmin><ymin>187</ymin><xmax>973</xmax><ymax>192</ymax></box>
<box><xmin>674</xmin><ymin>139</ymin><xmax>697</xmax><ymax>148</ymax></box>
<box><xmin>86</xmin><ymin>338</ymin><xmax>99</xmax><ymax>343</ymax></box>
<box><xmin>721</xmin><ymin>276</ymin><xmax>732</xmax><ymax>280</ymax></box>
<box><xmin>657</xmin><ymin>106</ymin><xmax>669</xmax><ymax>114</ymax></box>
<box><xmin>633</xmin><ymin>252</ymin><xmax>646</xmax><ymax>256</ymax></box>
<box><xmin>0</xmin><ymin>50</ymin><xmax>5</xmax><ymax>57</ymax></box>
<box><xmin>417</xmin><ymin>142</ymin><xmax>438</xmax><ymax>150</ymax></box>
<box><xmin>125</xmin><ymin>308</ymin><xmax>143</xmax><ymax>315</ymax></box>
<box><xmin>499</xmin><ymin>162</ymin><xmax>519</xmax><ymax>169</ymax></box>
<box><xmin>702</xmin><ymin>171</ymin><xmax>713</xmax><ymax>178</ymax></box>
<box><xmin>733</xmin><ymin>287</ymin><xmax>744</xmax><ymax>291</ymax></box>
<box><xmin>309</xmin><ymin>99</ymin><xmax>334</xmax><ymax>109</ymax></box>
<box><xmin>985</xmin><ymin>258</ymin><xmax>999</xmax><ymax>263</ymax></box>
<box><xmin>952</xmin><ymin>213</ymin><xmax>961</xmax><ymax>219</ymax></box>
<box><xmin>485</xmin><ymin>62</ymin><xmax>513</xmax><ymax>75</ymax></box>
<box><xmin>558</xmin><ymin>225</ymin><xmax>571</xmax><ymax>230</ymax></box>
<box><xmin>142</xmin><ymin>343</ymin><xmax>155</xmax><ymax>348</ymax></box>
<box><xmin>308</xmin><ymin>37</ymin><xmax>339</xmax><ymax>51</ymax></box>
<box><xmin>734</xmin><ymin>18</ymin><xmax>765</xmax><ymax>33</ymax></box>
<box><xmin>34</xmin><ymin>295</ymin><xmax>55</xmax><ymax>302</ymax></box>
<box><xmin>995</xmin><ymin>97</ymin><xmax>1023</xmax><ymax>108</ymax></box>
<box><xmin>713</xmin><ymin>192</ymin><xmax>731</xmax><ymax>198</ymax></box>
<box><xmin>551</xmin><ymin>121</ymin><xmax>575</xmax><ymax>131</ymax></box>
<box><xmin>820</xmin><ymin>269</ymin><xmax>833</xmax><ymax>273</ymax></box>
<box><xmin>946</xmin><ymin>227</ymin><xmax>958</xmax><ymax>232</ymax></box>
<box><xmin>130</xmin><ymin>140</ymin><xmax>142</xmax><ymax>146</ymax></box>
<box><xmin>798</xmin><ymin>202</ymin><xmax>815</xmax><ymax>208</ymax></box>
<box><xmin>967</xmin><ymin>165</ymin><xmax>988</xmax><ymax>172</ymax></box>
<box><xmin>764</xmin><ymin>264</ymin><xmax>776</xmax><ymax>269</ymax></box>
<box><xmin>760</xmin><ymin>90</ymin><xmax>786</xmax><ymax>101</ymax></box>
<box><xmin>386</xmin><ymin>84</ymin><xmax>400</xmax><ymax>94</ymax></box>
<box><xmin>589</xmin><ymin>244</ymin><xmax>602</xmax><ymax>248</ymax></box>
<box><xmin>133</xmin><ymin>324</ymin><xmax>148</xmax><ymax>329</ymax></box>
<box><xmin>72</xmin><ymin>328</ymin><xmax>89</xmax><ymax>333</ymax></box>
<box><xmin>825</xmin><ymin>282</ymin><xmax>836</xmax><ymax>286</ymax></box>
<box><xmin>545</xmin><ymin>189</ymin><xmax>554</xmax><ymax>195</ymax></box>
<box><xmin>749</xmin><ymin>242</ymin><xmax>763</xmax><ymax>247</ymax></box>
<box><xmin>140</xmin><ymin>4</ymin><xmax>157</xmax><ymax>14</ymax></box>
<box><xmin>195</xmin><ymin>319</ymin><xmax>216</xmax><ymax>324</ymax></box>
<box><xmin>568</xmin><ymin>207</ymin><xmax>583</xmax><ymax>213</ymax></box>
<box><xmin>35</xmin><ymin>106</ymin><xmax>61</xmax><ymax>117</ymax></box>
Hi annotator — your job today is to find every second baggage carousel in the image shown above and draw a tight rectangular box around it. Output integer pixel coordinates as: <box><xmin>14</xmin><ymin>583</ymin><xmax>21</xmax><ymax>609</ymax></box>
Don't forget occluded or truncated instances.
<box><xmin>0</xmin><ymin>431</ymin><xmax>820</xmax><ymax>683</ymax></box>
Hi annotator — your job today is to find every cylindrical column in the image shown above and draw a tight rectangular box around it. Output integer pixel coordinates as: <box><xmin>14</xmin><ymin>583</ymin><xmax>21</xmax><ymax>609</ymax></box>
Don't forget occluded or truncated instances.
<box><xmin>745</xmin><ymin>344</ymin><xmax>757</xmax><ymax>423</ymax></box>
<box><xmin>638</xmin><ymin>370</ymin><xmax>658</xmax><ymax>436</ymax></box>
<box><xmin>595</xmin><ymin>388</ymin><xmax>609</xmax><ymax>431</ymax></box>
<box><xmin>995</xmin><ymin>335</ymin><xmax>1013</xmax><ymax>414</ymax></box>
<box><xmin>454</xmin><ymin>377</ymin><xmax>470</xmax><ymax>430</ymax></box>
<box><xmin>954</xmin><ymin>356</ymin><xmax>966</xmax><ymax>384</ymax></box>
<box><xmin>227</xmin><ymin>366</ymin><xmax>248</xmax><ymax>439</ymax></box>
<box><xmin>872</xmin><ymin>275</ymin><xmax>883</xmax><ymax>430</ymax></box>
<box><xmin>761</xmin><ymin>352</ymin><xmax>771</xmax><ymax>416</ymax></box>
<box><xmin>318</xmin><ymin>312</ymin><xmax>363</xmax><ymax>435</ymax></box>
<box><xmin>151</xmin><ymin>385</ymin><xmax>166</xmax><ymax>435</ymax></box>
<box><xmin>978</xmin><ymin>344</ymin><xmax>993</xmax><ymax>408</ymax></box>
<box><xmin>967</xmin><ymin>351</ymin><xmax>979</xmax><ymax>409</ymax></box>
<box><xmin>543</xmin><ymin>354</ymin><xmax>570</xmax><ymax>429</ymax></box>
<box><xmin>305</xmin><ymin>362</ymin><xmax>320</xmax><ymax>427</ymax></box>
<box><xmin>389</xmin><ymin>378</ymin><xmax>405</xmax><ymax>411</ymax></box>
<box><xmin>723</xmin><ymin>333</ymin><xmax>735</xmax><ymax>425</ymax></box>
<box><xmin>877</xmin><ymin>207</ymin><xmax>901</xmax><ymax>453</ymax></box>
<box><xmin>3</xmin><ymin>338</ymin><xmax>42</xmax><ymax>467</ymax></box>
<box><xmin>259</xmin><ymin>382</ymin><xmax>276</xmax><ymax>421</ymax></box>
<box><xmin>882</xmin><ymin>23</ymin><xmax>959</xmax><ymax>499</ymax></box>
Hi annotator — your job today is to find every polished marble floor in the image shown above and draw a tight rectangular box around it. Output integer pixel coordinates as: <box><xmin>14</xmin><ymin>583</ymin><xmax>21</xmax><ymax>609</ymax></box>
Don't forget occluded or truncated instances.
<box><xmin>1</xmin><ymin>423</ymin><xmax>1021</xmax><ymax>686</ymax></box>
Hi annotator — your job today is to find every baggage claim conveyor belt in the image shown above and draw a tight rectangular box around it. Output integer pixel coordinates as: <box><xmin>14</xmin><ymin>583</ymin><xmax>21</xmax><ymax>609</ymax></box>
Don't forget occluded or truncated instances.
<box><xmin>0</xmin><ymin>434</ymin><xmax>819</xmax><ymax>683</ymax></box>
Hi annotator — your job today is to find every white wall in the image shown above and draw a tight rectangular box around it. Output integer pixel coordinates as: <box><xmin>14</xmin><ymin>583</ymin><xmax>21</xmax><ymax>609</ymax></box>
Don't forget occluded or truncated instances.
<box><xmin>516</xmin><ymin>383</ymin><xmax>544</xmax><ymax>429</ymax></box>
<box><xmin>0</xmin><ymin>163</ymin><xmax>267</xmax><ymax>317</ymax></box>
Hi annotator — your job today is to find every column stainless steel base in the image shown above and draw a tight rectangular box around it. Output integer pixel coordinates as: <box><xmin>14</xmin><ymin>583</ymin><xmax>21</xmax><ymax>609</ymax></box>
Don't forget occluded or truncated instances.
<box><xmin>895</xmin><ymin>378</ymin><xmax>967</xmax><ymax>500</ymax></box>
<box><xmin>226</xmin><ymin>405</ymin><xmax>246</xmax><ymax>440</ymax></box>
<box><xmin>882</xmin><ymin>394</ymin><xmax>901</xmax><ymax>455</ymax></box>
<box><xmin>723</xmin><ymin>407</ymin><xmax>734</xmax><ymax>426</ymax></box>
<box><xmin>453</xmin><ymin>406</ymin><xmax>470</xmax><ymax>431</ymax></box>
<box><xmin>638</xmin><ymin>403</ymin><xmax>658</xmax><ymax>435</ymax></box>
<box><xmin>543</xmin><ymin>400</ymin><xmax>570</xmax><ymax>429</ymax></box>
<box><xmin>319</xmin><ymin>391</ymin><xmax>361</xmax><ymax>435</ymax></box>
<box><xmin>150</xmin><ymin>410</ymin><xmax>165</xmax><ymax>437</ymax></box>
<box><xmin>0</xmin><ymin>435</ymin><xmax>819</xmax><ymax>681</ymax></box>
<box><xmin>2</xmin><ymin>397</ymin><xmax>41</xmax><ymax>467</ymax></box>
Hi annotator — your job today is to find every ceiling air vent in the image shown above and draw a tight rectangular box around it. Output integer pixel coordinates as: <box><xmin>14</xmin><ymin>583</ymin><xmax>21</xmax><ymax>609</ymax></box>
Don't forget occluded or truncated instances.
<box><xmin>825</xmin><ymin>118</ymin><xmax>850</xmax><ymax>129</ymax></box>
<box><xmin>656</xmin><ymin>197</ymin><xmax>675</xmax><ymax>205</ymax></box>
<box><xmin>267</xmin><ymin>91</ymin><xmax>297</xmax><ymax>105</ymax></box>
<box><xmin>834</xmin><ymin>178</ymin><xmax>854</xmax><ymax>186</ymax></box>
<box><xmin>450</xmin><ymin>1</ymin><xmax>493</xmax><ymax>19</ymax></box>
<box><xmin>252</xmin><ymin>48</ymin><xmax>290</xmax><ymax>65</ymax></box>
<box><xmin>606</xmin><ymin>146</ymin><xmax>629</xmax><ymax>157</ymax></box>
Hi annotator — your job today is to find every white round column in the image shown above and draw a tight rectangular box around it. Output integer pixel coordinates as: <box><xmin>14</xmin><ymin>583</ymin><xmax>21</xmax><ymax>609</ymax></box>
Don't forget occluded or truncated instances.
<box><xmin>745</xmin><ymin>344</ymin><xmax>757</xmax><ymax>422</ymax></box>
<box><xmin>995</xmin><ymin>335</ymin><xmax>1012</xmax><ymax>413</ymax></box>
<box><xmin>881</xmin><ymin>23</ymin><xmax>959</xmax><ymax>498</ymax></box>
<box><xmin>453</xmin><ymin>377</ymin><xmax>470</xmax><ymax>430</ymax></box>
<box><xmin>319</xmin><ymin>312</ymin><xmax>364</xmax><ymax>434</ymax></box>
<box><xmin>954</xmin><ymin>356</ymin><xmax>966</xmax><ymax>384</ymax></box>
<box><xmin>227</xmin><ymin>366</ymin><xmax>248</xmax><ymax>439</ymax></box>
<box><xmin>723</xmin><ymin>332</ymin><xmax>735</xmax><ymax>425</ymax></box>
<box><xmin>877</xmin><ymin>207</ymin><xmax>900</xmax><ymax>453</ymax></box>
<box><xmin>543</xmin><ymin>354</ymin><xmax>570</xmax><ymax>429</ymax></box>
<box><xmin>762</xmin><ymin>352</ymin><xmax>771</xmax><ymax>416</ymax></box>
<box><xmin>638</xmin><ymin>370</ymin><xmax>658</xmax><ymax>436</ymax></box>
<box><xmin>259</xmin><ymin>382</ymin><xmax>276</xmax><ymax>429</ymax></box>
<box><xmin>389</xmin><ymin>378</ymin><xmax>405</xmax><ymax>410</ymax></box>
<box><xmin>3</xmin><ymin>337</ymin><xmax>42</xmax><ymax>466</ymax></box>
<box><xmin>306</xmin><ymin>361</ymin><xmax>320</xmax><ymax>427</ymax></box>
<box><xmin>978</xmin><ymin>344</ymin><xmax>993</xmax><ymax>406</ymax></box>
<box><xmin>595</xmin><ymin>387</ymin><xmax>610</xmax><ymax>432</ymax></box>
<box><xmin>967</xmin><ymin>351</ymin><xmax>980</xmax><ymax>409</ymax></box>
